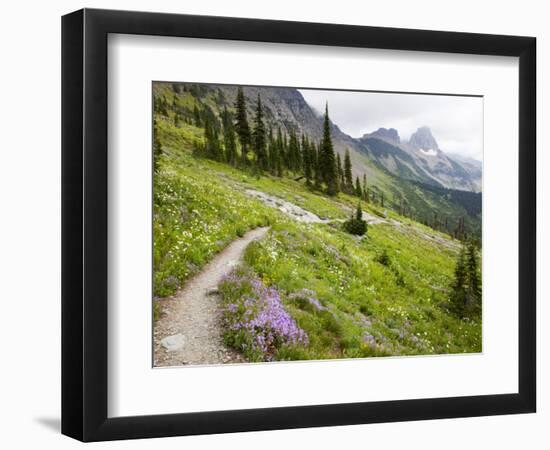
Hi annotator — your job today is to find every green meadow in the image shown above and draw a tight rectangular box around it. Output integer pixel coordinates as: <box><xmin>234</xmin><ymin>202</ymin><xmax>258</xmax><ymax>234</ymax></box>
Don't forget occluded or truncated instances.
<box><xmin>153</xmin><ymin>113</ymin><xmax>482</xmax><ymax>362</ymax></box>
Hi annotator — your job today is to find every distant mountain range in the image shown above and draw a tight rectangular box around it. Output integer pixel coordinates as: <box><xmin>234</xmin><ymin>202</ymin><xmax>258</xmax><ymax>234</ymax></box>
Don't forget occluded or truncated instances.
<box><xmin>360</xmin><ymin>126</ymin><xmax>481</xmax><ymax>192</ymax></box>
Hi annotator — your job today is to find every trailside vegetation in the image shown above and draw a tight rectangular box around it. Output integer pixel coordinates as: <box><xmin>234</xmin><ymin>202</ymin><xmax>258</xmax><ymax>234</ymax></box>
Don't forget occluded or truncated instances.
<box><xmin>152</xmin><ymin>81</ymin><xmax>482</xmax><ymax>362</ymax></box>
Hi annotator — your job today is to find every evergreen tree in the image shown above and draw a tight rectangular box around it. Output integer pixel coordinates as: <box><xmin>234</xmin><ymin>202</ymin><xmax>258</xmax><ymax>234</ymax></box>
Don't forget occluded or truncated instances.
<box><xmin>355</xmin><ymin>176</ymin><xmax>362</xmax><ymax>198</ymax></box>
<box><xmin>153</xmin><ymin>118</ymin><xmax>162</xmax><ymax>173</ymax></box>
<box><xmin>303</xmin><ymin>135</ymin><xmax>312</xmax><ymax>186</ymax></box>
<box><xmin>362</xmin><ymin>174</ymin><xmax>368</xmax><ymax>201</ymax></box>
<box><xmin>252</xmin><ymin>94</ymin><xmax>268</xmax><ymax>171</ymax></box>
<box><xmin>222</xmin><ymin>107</ymin><xmax>237</xmax><ymax>166</ymax></box>
<box><xmin>380</xmin><ymin>192</ymin><xmax>385</xmax><ymax>208</ymax></box>
<box><xmin>296</xmin><ymin>133</ymin><xmax>303</xmax><ymax>172</ymax></box>
<box><xmin>356</xmin><ymin>202</ymin><xmax>363</xmax><ymax>221</ymax></box>
<box><xmin>455</xmin><ymin>216</ymin><xmax>466</xmax><ymax>240</ymax></box>
<box><xmin>450</xmin><ymin>243</ymin><xmax>468</xmax><ymax>316</ymax></box>
<box><xmin>336</xmin><ymin>153</ymin><xmax>344</xmax><ymax>191</ymax></box>
<box><xmin>267</xmin><ymin>128</ymin><xmax>276</xmax><ymax>174</ymax></box>
<box><xmin>275</xmin><ymin>128</ymin><xmax>284</xmax><ymax>177</ymax></box>
<box><xmin>288</xmin><ymin>130</ymin><xmax>300</xmax><ymax>173</ymax></box>
<box><xmin>282</xmin><ymin>133</ymin><xmax>289</xmax><ymax>170</ymax></box>
<box><xmin>156</xmin><ymin>96</ymin><xmax>169</xmax><ymax>116</ymax></box>
<box><xmin>319</xmin><ymin>104</ymin><xmax>338</xmax><ymax>196</ymax></box>
<box><xmin>234</xmin><ymin>87</ymin><xmax>251</xmax><ymax>154</ymax></box>
<box><xmin>221</xmin><ymin>106</ymin><xmax>231</xmax><ymax>129</ymax></box>
<box><xmin>313</xmin><ymin>142</ymin><xmax>322</xmax><ymax>190</ymax></box>
<box><xmin>193</xmin><ymin>104</ymin><xmax>201</xmax><ymax>127</ymax></box>
<box><xmin>344</xmin><ymin>149</ymin><xmax>354</xmax><ymax>194</ymax></box>
<box><xmin>204</xmin><ymin>116</ymin><xmax>222</xmax><ymax>161</ymax></box>
<box><xmin>449</xmin><ymin>239</ymin><xmax>481</xmax><ymax>317</ymax></box>
<box><xmin>464</xmin><ymin>239</ymin><xmax>482</xmax><ymax>315</ymax></box>
<box><xmin>343</xmin><ymin>202</ymin><xmax>367</xmax><ymax>236</ymax></box>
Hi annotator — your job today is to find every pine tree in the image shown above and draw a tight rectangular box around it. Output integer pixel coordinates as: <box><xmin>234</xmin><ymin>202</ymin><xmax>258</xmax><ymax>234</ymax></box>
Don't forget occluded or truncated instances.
<box><xmin>267</xmin><ymin>128</ymin><xmax>276</xmax><ymax>174</ymax></box>
<box><xmin>450</xmin><ymin>243</ymin><xmax>468</xmax><ymax>316</ymax></box>
<box><xmin>464</xmin><ymin>239</ymin><xmax>482</xmax><ymax>315</ymax></box>
<box><xmin>319</xmin><ymin>104</ymin><xmax>338</xmax><ymax>196</ymax></box>
<box><xmin>303</xmin><ymin>135</ymin><xmax>312</xmax><ymax>186</ymax></box>
<box><xmin>336</xmin><ymin>153</ymin><xmax>344</xmax><ymax>191</ymax></box>
<box><xmin>274</xmin><ymin>128</ymin><xmax>284</xmax><ymax>176</ymax></box>
<box><xmin>282</xmin><ymin>133</ymin><xmax>289</xmax><ymax>170</ymax></box>
<box><xmin>222</xmin><ymin>107</ymin><xmax>237</xmax><ymax>166</ymax></box>
<box><xmin>252</xmin><ymin>94</ymin><xmax>268</xmax><ymax>171</ymax></box>
<box><xmin>455</xmin><ymin>216</ymin><xmax>466</xmax><ymax>240</ymax></box>
<box><xmin>344</xmin><ymin>149</ymin><xmax>354</xmax><ymax>194</ymax></box>
<box><xmin>288</xmin><ymin>130</ymin><xmax>300</xmax><ymax>173</ymax></box>
<box><xmin>449</xmin><ymin>239</ymin><xmax>481</xmax><ymax>318</ymax></box>
<box><xmin>313</xmin><ymin>142</ymin><xmax>322</xmax><ymax>190</ymax></box>
<box><xmin>355</xmin><ymin>176</ymin><xmax>362</xmax><ymax>198</ymax></box>
<box><xmin>204</xmin><ymin>116</ymin><xmax>222</xmax><ymax>161</ymax></box>
<box><xmin>234</xmin><ymin>87</ymin><xmax>251</xmax><ymax>154</ymax></box>
<box><xmin>153</xmin><ymin>118</ymin><xmax>162</xmax><ymax>173</ymax></box>
<box><xmin>193</xmin><ymin>104</ymin><xmax>201</xmax><ymax>127</ymax></box>
<box><xmin>343</xmin><ymin>202</ymin><xmax>367</xmax><ymax>236</ymax></box>
<box><xmin>380</xmin><ymin>192</ymin><xmax>385</xmax><ymax>208</ymax></box>
<box><xmin>295</xmin><ymin>132</ymin><xmax>303</xmax><ymax>172</ymax></box>
<box><xmin>362</xmin><ymin>174</ymin><xmax>368</xmax><ymax>201</ymax></box>
<box><xmin>356</xmin><ymin>202</ymin><xmax>363</xmax><ymax>221</ymax></box>
<box><xmin>432</xmin><ymin>212</ymin><xmax>439</xmax><ymax>230</ymax></box>
<box><xmin>156</xmin><ymin>96</ymin><xmax>168</xmax><ymax>116</ymax></box>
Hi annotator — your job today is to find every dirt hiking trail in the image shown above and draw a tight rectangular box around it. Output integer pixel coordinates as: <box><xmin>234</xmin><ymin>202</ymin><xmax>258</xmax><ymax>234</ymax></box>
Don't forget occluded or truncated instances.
<box><xmin>154</xmin><ymin>227</ymin><xmax>270</xmax><ymax>367</ymax></box>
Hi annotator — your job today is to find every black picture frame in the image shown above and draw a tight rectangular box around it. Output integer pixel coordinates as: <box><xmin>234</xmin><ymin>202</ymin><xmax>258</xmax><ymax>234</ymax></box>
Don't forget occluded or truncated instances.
<box><xmin>62</xmin><ymin>8</ymin><xmax>536</xmax><ymax>442</ymax></box>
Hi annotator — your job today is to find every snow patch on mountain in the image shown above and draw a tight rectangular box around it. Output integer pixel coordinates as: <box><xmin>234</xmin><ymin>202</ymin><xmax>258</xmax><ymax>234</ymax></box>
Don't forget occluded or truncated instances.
<box><xmin>419</xmin><ymin>148</ymin><xmax>437</xmax><ymax>157</ymax></box>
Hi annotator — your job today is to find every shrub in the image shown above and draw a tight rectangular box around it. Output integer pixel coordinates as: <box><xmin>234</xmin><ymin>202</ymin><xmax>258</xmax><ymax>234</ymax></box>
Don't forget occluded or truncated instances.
<box><xmin>235</xmin><ymin>225</ymin><xmax>246</xmax><ymax>237</ymax></box>
<box><xmin>343</xmin><ymin>203</ymin><xmax>367</xmax><ymax>236</ymax></box>
<box><xmin>376</xmin><ymin>248</ymin><xmax>391</xmax><ymax>266</ymax></box>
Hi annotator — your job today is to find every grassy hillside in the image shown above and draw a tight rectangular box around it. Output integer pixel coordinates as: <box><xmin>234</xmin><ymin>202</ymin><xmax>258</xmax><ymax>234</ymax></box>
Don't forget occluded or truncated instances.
<box><xmin>153</xmin><ymin>111</ymin><xmax>482</xmax><ymax>361</ymax></box>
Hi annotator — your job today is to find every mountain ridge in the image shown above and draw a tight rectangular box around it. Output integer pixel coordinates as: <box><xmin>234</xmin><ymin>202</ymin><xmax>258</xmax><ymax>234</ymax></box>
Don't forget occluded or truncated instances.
<box><xmin>362</xmin><ymin>125</ymin><xmax>481</xmax><ymax>192</ymax></box>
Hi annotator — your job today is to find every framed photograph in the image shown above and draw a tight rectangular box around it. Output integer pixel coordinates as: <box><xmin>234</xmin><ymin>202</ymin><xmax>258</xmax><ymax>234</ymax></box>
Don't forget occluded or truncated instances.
<box><xmin>62</xmin><ymin>8</ymin><xmax>536</xmax><ymax>441</ymax></box>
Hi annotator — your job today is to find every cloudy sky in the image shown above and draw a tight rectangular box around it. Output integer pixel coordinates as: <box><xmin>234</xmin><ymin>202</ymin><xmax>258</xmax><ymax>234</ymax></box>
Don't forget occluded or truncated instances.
<box><xmin>298</xmin><ymin>89</ymin><xmax>483</xmax><ymax>162</ymax></box>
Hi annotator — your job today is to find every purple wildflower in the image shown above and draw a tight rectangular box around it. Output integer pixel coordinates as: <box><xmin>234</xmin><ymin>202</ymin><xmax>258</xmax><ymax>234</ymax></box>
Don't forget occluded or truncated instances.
<box><xmin>220</xmin><ymin>270</ymin><xmax>309</xmax><ymax>360</ymax></box>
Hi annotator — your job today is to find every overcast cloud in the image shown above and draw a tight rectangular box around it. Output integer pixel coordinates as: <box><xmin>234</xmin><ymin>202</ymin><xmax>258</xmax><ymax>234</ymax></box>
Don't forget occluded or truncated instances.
<box><xmin>298</xmin><ymin>89</ymin><xmax>483</xmax><ymax>162</ymax></box>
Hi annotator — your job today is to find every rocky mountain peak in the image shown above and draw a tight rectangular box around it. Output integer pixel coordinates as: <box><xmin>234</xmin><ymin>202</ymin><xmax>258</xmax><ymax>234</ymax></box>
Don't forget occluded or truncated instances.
<box><xmin>409</xmin><ymin>126</ymin><xmax>439</xmax><ymax>151</ymax></box>
<box><xmin>365</xmin><ymin>127</ymin><xmax>401</xmax><ymax>144</ymax></box>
